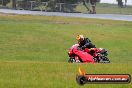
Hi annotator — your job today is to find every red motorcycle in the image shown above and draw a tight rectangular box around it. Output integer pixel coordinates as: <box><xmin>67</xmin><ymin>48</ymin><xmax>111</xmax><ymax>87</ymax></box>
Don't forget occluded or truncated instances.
<box><xmin>68</xmin><ymin>44</ymin><xmax>110</xmax><ymax>63</ymax></box>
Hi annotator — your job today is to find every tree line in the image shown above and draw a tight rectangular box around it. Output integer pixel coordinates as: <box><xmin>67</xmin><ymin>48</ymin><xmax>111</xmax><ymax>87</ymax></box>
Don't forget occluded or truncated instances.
<box><xmin>0</xmin><ymin>0</ymin><xmax>128</xmax><ymax>13</ymax></box>
<box><xmin>0</xmin><ymin>0</ymin><xmax>99</xmax><ymax>13</ymax></box>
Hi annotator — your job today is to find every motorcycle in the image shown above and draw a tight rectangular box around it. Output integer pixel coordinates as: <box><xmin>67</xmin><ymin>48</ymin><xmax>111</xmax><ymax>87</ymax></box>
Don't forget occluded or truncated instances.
<box><xmin>68</xmin><ymin>44</ymin><xmax>110</xmax><ymax>63</ymax></box>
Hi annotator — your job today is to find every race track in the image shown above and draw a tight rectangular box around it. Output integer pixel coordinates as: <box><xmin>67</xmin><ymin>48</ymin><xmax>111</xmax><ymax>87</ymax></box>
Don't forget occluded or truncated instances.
<box><xmin>0</xmin><ymin>9</ymin><xmax>132</xmax><ymax>21</ymax></box>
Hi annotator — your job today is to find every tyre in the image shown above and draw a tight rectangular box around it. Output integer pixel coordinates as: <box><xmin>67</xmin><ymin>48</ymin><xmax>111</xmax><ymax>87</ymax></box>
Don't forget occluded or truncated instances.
<box><xmin>68</xmin><ymin>57</ymin><xmax>75</xmax><ymax>63</ymax></box>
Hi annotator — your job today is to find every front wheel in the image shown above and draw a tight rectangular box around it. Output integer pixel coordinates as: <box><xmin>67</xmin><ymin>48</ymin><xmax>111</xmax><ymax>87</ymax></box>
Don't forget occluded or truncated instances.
<box><xmin>68</xmin><ymin>57</ymin><xmax>81</xmax><ymax>63</ymax></box>
<box><xmin>68</xmin><ymin>57</ymin><xmax>75</xmax><ymax>63</ymax></box>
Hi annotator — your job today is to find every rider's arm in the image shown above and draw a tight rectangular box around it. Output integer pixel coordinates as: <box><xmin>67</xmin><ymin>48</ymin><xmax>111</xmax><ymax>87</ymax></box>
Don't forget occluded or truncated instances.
<box><xmin>84</xmin><ymin>38</ymin><xmax>96</xmax><ymax>48</ymax></box>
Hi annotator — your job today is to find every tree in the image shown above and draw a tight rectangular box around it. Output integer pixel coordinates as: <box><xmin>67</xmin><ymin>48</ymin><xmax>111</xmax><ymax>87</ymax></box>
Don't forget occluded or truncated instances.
<box><xmin>47</xmin><ymin>0</ymin><xmax>57</xmax><ymax>11</ymax></box>
<box><xmin>0</xmin><ymin>0</ymin><xmax>10</xmax><ymax>6</ymax></box>
<box><xmin>82</xmin><ymin>0</ymin><xmax>97</xmax><ymax>14</ymax></box>
<box><xmin>125</xmin><ymin>0</ymin><xmax>127</xmax><ymax>7</ymax></box>
<box><xmin>46</xmin><ymin>0</ymin><xmax>78</xmax><ymax>12</ymax></box>
<box><xmin>20</xmin><ymin>0</ymin><xmax>28</xmax><ymax>9</ymax></box>
<box><xmin>116</xmin><ymin>0</ymin><xmax>123</xmax><ymax>8</ymax></box>
<box><xmin>12</xmin><ymin>0</ymin><xmax>16</xmax><ymax>9</ymax></box>
<box><xmin>82</xmin><ymin>0</ymin><xmax>91</xmax><ymax>12</ymax></box>
<box><xmin>90</xmin><ymin>0</ymin><xmax>97</xmax><ymax>14</ymax></box>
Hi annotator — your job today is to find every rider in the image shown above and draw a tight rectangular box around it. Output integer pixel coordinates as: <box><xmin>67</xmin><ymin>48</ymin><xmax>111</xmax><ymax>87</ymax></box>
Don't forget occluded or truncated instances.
<box><xmin>76</xmin><ymin>35</ymin><xmax>96</xmax><ymax>50</ymax></box>
<box><xmin>74</xmin><ymin>34</ymin><xmax>95</xmax><ymax>63</ymax></box>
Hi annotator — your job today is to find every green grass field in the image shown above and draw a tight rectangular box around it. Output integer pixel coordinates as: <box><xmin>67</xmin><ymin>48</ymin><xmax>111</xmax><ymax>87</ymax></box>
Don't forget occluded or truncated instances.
<box><xmin>0</xmin><ymin>14</ymin><xmax>132</xmax><ymax>88</ymax></box>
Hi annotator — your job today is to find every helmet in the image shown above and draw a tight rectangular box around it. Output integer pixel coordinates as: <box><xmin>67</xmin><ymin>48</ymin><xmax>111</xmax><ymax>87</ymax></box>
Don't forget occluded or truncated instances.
<box><xmin>76</xmin><ymin>35</ymin><xmax>84</xmax><ymax>42</ymax></box>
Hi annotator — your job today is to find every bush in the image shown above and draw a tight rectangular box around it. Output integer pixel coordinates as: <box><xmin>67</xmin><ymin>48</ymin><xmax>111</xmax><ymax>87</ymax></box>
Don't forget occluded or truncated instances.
<box><xmin>0</xmin><ymin>0</ymin><xmax>10</xmax><ymax>6</ymax></box>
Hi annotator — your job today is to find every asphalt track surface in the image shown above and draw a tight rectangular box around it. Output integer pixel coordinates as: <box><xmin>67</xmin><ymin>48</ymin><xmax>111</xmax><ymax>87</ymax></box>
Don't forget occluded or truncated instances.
<box><xmin>0</xmin><ymin>9</ymin><xmax>132</xmax><ymax>21</ymax></box>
